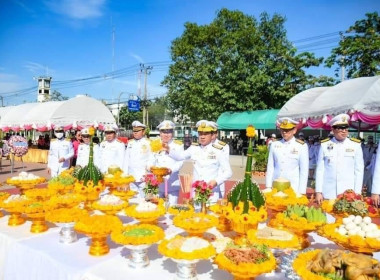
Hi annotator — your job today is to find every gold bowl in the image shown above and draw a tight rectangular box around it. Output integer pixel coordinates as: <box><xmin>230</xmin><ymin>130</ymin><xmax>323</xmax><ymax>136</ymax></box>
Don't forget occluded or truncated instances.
<box><xmin>150</xmin><ymin>167</ymin><xmax>170</xmax><ymax>183</ymax></box>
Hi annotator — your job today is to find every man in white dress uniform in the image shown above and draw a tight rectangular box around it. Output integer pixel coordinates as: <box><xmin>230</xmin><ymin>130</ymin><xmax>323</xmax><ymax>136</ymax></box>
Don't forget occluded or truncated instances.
<box><xmin>315</xmin><ymin>114</ymin><xmax>364</xmax><ymax>204</ymax></box>
<box><xmin>164</xmin><ymin>120</ymin><xmax>232</xmax><ymax>204</ymax></box>
<box><xmin>47</xmin><ymin>126</ymin><xmax>74</xmax><ymax>177</ymax></box>
<box><xmin>98</xmin><ymin>125</ymin><xmax>125</xmax><ymax>173</ymax></box>
<box><xmin>123</xmin><ymin>120</ymin><xmax>152</xmax><ymax>197</ymax></box>
<box><xmin>76</xmin><ymin>128</ymin><xmax>100</xmax><ymax>168</ymax></box>
<box><xmin>266</xmin><ymin>117</ymin><xmax>309</xmax><ymax>195</ymax></box>
<box><xmin>148</xmin><ymin>120</ymin><xmax>184</xmax><ymax>204</ymax></box>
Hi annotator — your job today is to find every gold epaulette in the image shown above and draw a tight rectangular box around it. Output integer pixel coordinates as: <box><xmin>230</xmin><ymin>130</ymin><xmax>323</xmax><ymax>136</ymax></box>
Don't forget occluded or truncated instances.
<box><xmin>51</xmin><ymin>139</ymin><xmax>57</xmax><ymax>142</ymax></box>
<box><xmin>174</xmin><ymin>139</ymin><xmax>183</xmax><ymax>145</ymax></box>
<box><xmin>218</xmin><ymin>140</ymin><xmax>227</xmax><ymax>146</ymax></box>
<box><xmin>321</xmin><ymin>138</ymin><xmax>330</xmax><ymax>143</ymax></box>
<box><xmin>350</xmin><ymin>138</ymin><xmax>361</xmax><ymax>143</ymax></box>
<box><xmin>212</xmin><ymin>143</ymin><xmax>223</xmax><ymax>150</ymax></box>
<box><xmin>192</xmin><ymin>142</ymin><xmax>199</xmax><ymax>146</ymax></box>
<box><xmin>296</xmin><ymin>139</ymin><xmax>305</xmax><ymax>145</ymax></box>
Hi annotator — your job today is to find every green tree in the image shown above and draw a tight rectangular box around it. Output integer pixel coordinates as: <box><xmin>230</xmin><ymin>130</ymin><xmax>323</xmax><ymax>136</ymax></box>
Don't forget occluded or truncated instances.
<box><xmin>43</xmin><ymin>90</ymin><xmax>69</xmax><ymax>102</ymax></box>
<box><xmin>118</xmin><ymin>107</ymin><xmax>142</xmax><ymax>129</ymax></box>
<box><xmin>162</xmin><ymin>9</ymin><xmax>323</xmax><ymax>121</ymax></box>
<box><xmin>325</xmin><ymin>12</ymin><xmax>380</xmax><ymax>78</ymax></box>
<box><xmin>148</xmin><ymin>96</ymin><xmax>173</xmax><ymax>129</ymax></box>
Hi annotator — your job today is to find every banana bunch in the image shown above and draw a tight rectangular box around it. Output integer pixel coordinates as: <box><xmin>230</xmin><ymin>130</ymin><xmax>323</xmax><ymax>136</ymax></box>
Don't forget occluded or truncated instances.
<box><xmin>305</xmin><ymin>207</ymin><xmax>327</xmax><ymax>223</ymax></box>
<box><xmin>284</xmin><ymin>205</ymin><xmax>307</xmax><ymax>218</ymax></box>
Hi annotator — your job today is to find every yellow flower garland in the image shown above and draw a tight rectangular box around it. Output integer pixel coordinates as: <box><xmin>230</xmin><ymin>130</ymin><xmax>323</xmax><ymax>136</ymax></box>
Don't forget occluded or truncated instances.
<box><xmin>173</xmin><ymin>213</ymin><xmax>218</xmax><ymax>234</ymax></box>
<box><xmin>150</xmin><ymin>138</ymin><xmax>163</xmax><ymax>153</ymax></box>
<box><xmin>223</xmin><ymin>202</ymin><xmax>267</xmax><ymax>226</ymax></box>
<box><xmin>25</xmin><ymin>188</ymin><xmax>53</xmax><ymax>201</ymax></box>
<box><xmin>270</xmin><ymin>212</ymin><xmax>325</xmax><ymax>233</ymax></box>
<box><xmin>6</xmin><ymin>176</ymin><xmax>46</xmax><ymax>187</ymax></box>
<box><xmin>214</xmin><ymin>246</ymin><xmax>276</xmax><ymax>278</ymax></box>
<box><xmin>45</xmin><ymin>207</ymin><xmax>88</xmax><ymax>223</ymax></box>
<box><xmin>265</xmin><ymin>188</ymin><xmax>309</xmax><ymax>210</ymax></box>
<box><xmin>0</xmin><ymin>196</ymin><xmax>29</xmax><ymax>212</ymax></box>
<box><xmin>47</xmin><ymin>193</ymin><xmax>85</xmax><ymax>209</ymax></box>
<box><xmin>92</xmin><ymin>200</ymin><xmax>128</xmax><ymax>212</ymax></box>
<box><xmin>23</xmin><ymin>201</ymin><xmax>46</xmax><ymax>214</ymax></box>
<box><xmin>74</xmin><ymin>180</ymin><xmax>105</xmax><ymax>195</ymax></box>
<box><xmin>111</xmin><ymin>224</ymin><xmax>164</xmax><ymax>245</ymax></box>
<box><xmin>103</xmin><ymin>172</ymin><xmax>135</xmax><ymax>186</ymax></box>
<box><xmin>247</xmin><ymin>228</ymin><xmax>301</xmax><ymax>249</ymax></box>
<box><xmin>158</xmin><ymin>235</ymin><xmax>216</xmax><ymax>260</ymax></box>
<box><xmin>125</xmin><ymin>200</ymin><xmax>166</xmax><ymax>221</ymax></box>
<box><xmin>74</xmin><ymin>215</ymin><xmax>122</xmax><ymax>235</ymax></box>
<box><xmin>0</xmin><ymin>192</ymin><xmax>10</xmax><ymax>201</ymax></box>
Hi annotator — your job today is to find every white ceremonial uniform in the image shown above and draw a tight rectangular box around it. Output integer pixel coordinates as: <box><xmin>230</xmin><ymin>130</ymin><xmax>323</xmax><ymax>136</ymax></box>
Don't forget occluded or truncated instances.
<box><xmin>76</xmin><ymin>143</ymin><xmax>101</xmax><ymax>168</ymax></box>
<box><xmin>99</xmin><ymin>139</ymin><xmax>125</xmax><ymax>173</ymax></box>
<box><xmin>148</xmin><ymin>139</ymin><xmax>184</xmax><ymax>204</ymax></box>
<box><xmin>266</xmin><ymin>137</ymin><xmax>309</xmax><ymax>194</ymax></box>
<box><xmin>315</xmin><ymin>137</ymin><xmax>364</xmax><ymax>199</ymax></box>
<box><xmin>123</xmin><ymin>137</ymin><xmax>151</xmax><ymax>196</ymax></box>
<box><xmin>169</xmin><ymin>142</ymin><xmax>232</xmax><ymax>204</ymax></box>
<box><xmin>371</xmin><ymin>150</ymin><xmax>380</xmax><ymax>195</ymax></box>
<box><xmin>215</xmin><ymin>139</ymin><xmax>230</xmax><ymax>157</ymax></box>
<box><xmin>47</xmin><ymin>138</ymin><xmax>74</xmax><ymax>177</ymax></box>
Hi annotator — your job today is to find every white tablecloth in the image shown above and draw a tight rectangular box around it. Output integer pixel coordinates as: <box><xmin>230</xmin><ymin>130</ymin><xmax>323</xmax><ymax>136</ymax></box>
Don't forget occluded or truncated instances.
<box><xmin>1</xmin><ymin>212</ymin><xmax>379</xmax><ymax>280</ymax></box>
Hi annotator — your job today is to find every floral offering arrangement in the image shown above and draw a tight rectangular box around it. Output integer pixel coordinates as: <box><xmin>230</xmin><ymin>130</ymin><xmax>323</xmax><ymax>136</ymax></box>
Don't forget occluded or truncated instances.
<box><xmin>247</xmin><ymin>226</ymin><xmax>301</xmax><ymax>249</ymax></box>
<box><xmin>192</xmin><ymin>180</ymin><xmax>213</xmax><ymax>205</ymax></box>
<box><xmin>293</xmin><ymin>249</ymin><xmax>380</xmax><ymax>280</ymax></box>
<box><xmin>270</xmin><ymin>204</ymin><xmax>327</xmax><ymax>233</ymax></box>
<box><xmin>6</xmin><ymin>171</ymin><xmax>46</xmax><ymax>186</ymax></box>
<box><xmin>74</xmin><ymin>214</ymin><xmax>122</xmax><ymax>235</ymax></box>
<box><xmin>168</xmin><ymin>204</ymin><xmax>194</xmax><ymax>215</ymax></box>
<box><xmin>223</xmin><ymin>201</ymin><xmax>267</xmax><ymax>226</ymax></box>
<box><xmin>214</xmin><ymin>243</ymin><xmax>276</xmax><ymax>279</ymax></box>
<box><xmin>322</xmin><ymin>189</ymin><xmax>379</xmax><ymax>217</ymax></box>
<box><xmin>0</xmin><ymin>194</ymin><xmax>29</xmax><ymax>211</ymax></box>
<box><xmin>23</xmin><ymin>201</ymin><xmax>46</xmax><ymax>215</ymax></box>
<box><xmin>46</xmin><ymin>193</ymin><xmax>85</xmax><ymax>209</ymax></box>
<box><xmin>92</xmin><ymin>194</ymin><xmax>127</xmax><ymax>213</ymax></box>
<box><xmin>158</xmin><ymin>235</ymin><xmax>216</xmax><ymax>260</ymax></box>
<box><xmin>125</xmin><ymin>199</ymin><xmax>166</xmax><ymax>222</ymax></box>
<box><xmin>24</xmin><ymin>188</ymin><xmax>52</xmax><ymax>201</ymax></box>
<box><xmin>48</xmin><ymin>172</ymin><xmax>77</xmax><ymax>193</ymax></box>
<box><xmin>264</xmin><ymin>186</ymin><xmax>309</xmax><ymax>211</ymax></box>
<box><xmin>319</xmin><ymin>215</ymin><xmax>380</xmax><ymax>253</ymax></box>
<box><xmin>173</xmin><ymin>212</ymin><xmax>218</xmax><ymax>235</ymax></box>
<box><xmin>142</xmin><ymin>173</ymin><xmax>160</xmax><ymax>196</ymax></box>
<box><xmin>0</xmin><ymin>191</ymin><xmax>10</xmax><ymax>201</ymax></box>
<box><xmin>7</xmin><ymin>135</ymin><xmax>28</xmax><ymax>157</ymax></box>
<box><xmin>103</xmin><ymin>171</ymin><xmax>135</xmax><ymax>186</ymax></box>
<box><xmin>45</xmin><ymin>207</ymin><xmax>88</xmax><ymax>224</ymax></box>
<box><xmin>111</xmin><ymin>224</ymin><xmax>165</xmax><ymax>246</ymax></box>
<box><xmin>73</xmin><ymin>180</ymin><xmax>105</xmax><ymax>196</ymax></box>
<box><xmin>150</xmin><ymin>138</ymin><xmax>163</xmax><ymax>153</ymax></box>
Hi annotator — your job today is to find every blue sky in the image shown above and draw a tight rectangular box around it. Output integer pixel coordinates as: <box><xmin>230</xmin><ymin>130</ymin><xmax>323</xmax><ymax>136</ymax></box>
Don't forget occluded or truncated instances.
<box><xmin>0</xmin><ymin>0</ymin><xmax>379</xmax><ymax>106</ymax></box>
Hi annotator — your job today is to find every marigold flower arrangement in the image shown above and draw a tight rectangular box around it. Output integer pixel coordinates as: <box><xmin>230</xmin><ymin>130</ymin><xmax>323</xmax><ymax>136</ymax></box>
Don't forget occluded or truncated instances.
<box><xmin>192</xmin><ymin>180</ymin><xmax>213</xmax><ymax>205</ymax></box>
<box><xmin>6</xmin><ymin>172</ymin><xmax>46</xmax><ymax>187</ymax></box>
<box><xmin>214</xmin><ymin>243</ymin><xmax>276</xmax><ymax>279</ymax></box>
<box><xmin>46</xmin><ymin>193</ymin><xmax>85</xmax><ymax>209</ymax></box>
<box><xmin>0</xmin><ymin>194</ymin><xmax>29</xmax><ymax>212</ymax></box>
<box><xmin>292</xmin><ymin>250</ymin><xmax>332</xmax><ymax>280</ymax></box>
<box><xmin>173</xmin><ymin>212</ymin><xmax>218</xmax><ymax>235</ymax></box>
<box><xmin>158</xmin><ymin>235</ymin><xmax>216</xmax><ymax>260</ymax></box>
<box><xmin>23</xmin><ymin>201</ymin><xmax>47</xmax><ymax>215</ymax></box>
<box><xmin>125</xmin><ymin>199</ymin><xmax>166</xmax><ymax>222</ymax></box>
<box><xmin>0</xmin><ymin>191</ymin><xmax>10</xmax><ymax>201</ymax></box>
<box><xmin>264</xmin><ymin>188</ymin><xmax>309</xmax><ymax>211</ymax></box>
<box><xmin>92</xmin><ymin>194</ymin><xmax>128</xmax><ymax>214</ymax></box>
<box><xmin>319</xmin><ymin>223</ymin><xmax>380</xmax><ymax>253</ymax></box>
<box><xmin>143</xmin><ymin>173</ymin><xmax>160</xmax><ymax>196</ymax></box>
<box><xmin>103</xmin><ymin>171</ymin><xmax>135</xmax><ymax>186</ymax></box>
<box><xmin>25</xmin><ymin>188</ymin><xmax>53</xmax><ymax>201</ymax></box>
<box><xmin>74</xmin><ymin>214</ymin><xmax>122</xmax><ymax>235</ymax></box>
<box><xmin>150</xmin><ymin>138</ymin><xmax>163</xmax><ymax>153</ymax></box>
<box><xmin>246</xmin><ymin>228</ymin><xmax>301</xmax><ymax>249</ymax></box>
<box><xmin>74</xmin><ymin>180</ymin><xmax>105</xmax><ymax>198</ymax></box>
<box><xmin>269</xmin><ymin>212</ymin><xmax>322</xmax><ymax>233</ymax></box>
<box><xmin>48</xmin><ymin>172</ymin><xmax>77</xmax><ymax>193</ymax></box>
<box><xmin>223</xmin><ymin>201</ymin><xmax>267</xmax><ymax>226</ymax></box>
<box><xmin>111</xmin><ymin>224</ymin><xmax>164</xmax><ymax>246</ymax></box>
<box><xmin>45</xmin><ymin>207</ymin><xmax>88</xmax><ymax>224</ymax></box>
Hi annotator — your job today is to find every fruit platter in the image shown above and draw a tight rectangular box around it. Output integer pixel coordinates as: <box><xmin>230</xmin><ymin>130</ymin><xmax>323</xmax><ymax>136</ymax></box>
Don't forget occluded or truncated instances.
<box><xmin>322</xmin><ymin>190</ymin><xmax>379</xmax><ymax>221</ymax></box>
<box><xmin>214</xmin><ymin>242</ymin><xmax>276</xmax><ymax>279</ymax></box>
<box><xmin>292</xmin><ymin>249</ymin><xmax>380</xmax><ymax>280</ymax></box>
<box><xmin>318</xmin><ymin>215</ymin><xmax>380</xmax><ymax>254</ymax></box>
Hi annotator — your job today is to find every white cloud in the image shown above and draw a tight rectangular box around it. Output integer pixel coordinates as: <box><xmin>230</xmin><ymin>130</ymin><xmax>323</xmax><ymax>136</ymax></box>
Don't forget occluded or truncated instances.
<box><xmin>44</xmin><ymin>0</ymin><xmax>106</xmax><ymax>20</ymax></box>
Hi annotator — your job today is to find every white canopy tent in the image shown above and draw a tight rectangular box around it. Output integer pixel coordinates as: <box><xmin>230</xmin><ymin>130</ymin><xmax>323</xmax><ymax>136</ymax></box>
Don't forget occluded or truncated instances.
<box><xmin>278</xmin><ymin>76</ymin><xmax>380</xmax><ymax>130</ymax></box>
<box><xmin>0</xmin><ymin>95</ymin><xmax>116</xmax><ymax>132</ymax></box>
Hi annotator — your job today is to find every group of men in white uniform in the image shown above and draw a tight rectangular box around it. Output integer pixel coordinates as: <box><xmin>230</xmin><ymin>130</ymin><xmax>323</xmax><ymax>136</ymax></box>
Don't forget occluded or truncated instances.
<box><xmin>47</xmin><ymin>120</ymin><xmax>232</xmax><ymax>205</ymax></box>
<box><xmin>266</xmin><ymin>113</ymin><xmax>380</xmax><ymax>207</ymax></box>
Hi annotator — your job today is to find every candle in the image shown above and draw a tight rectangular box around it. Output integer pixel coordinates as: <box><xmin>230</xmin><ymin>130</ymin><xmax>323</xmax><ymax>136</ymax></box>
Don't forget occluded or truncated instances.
<box><xmin>164</xmin><ymin>178</ymin><xmax>168</xmax><ymax>198</ymax></box>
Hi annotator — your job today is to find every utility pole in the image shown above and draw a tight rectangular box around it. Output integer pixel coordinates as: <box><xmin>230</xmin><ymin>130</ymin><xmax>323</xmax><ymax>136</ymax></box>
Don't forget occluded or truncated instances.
<box><xmin>340</xmin><ymin>32</ymin><xmax>345</xmax><ymax>82</ymax></box>
<box><xmin>140</xmin><ymin>64</ymin><xmax>153</xmax><ymax>126</ymax></box>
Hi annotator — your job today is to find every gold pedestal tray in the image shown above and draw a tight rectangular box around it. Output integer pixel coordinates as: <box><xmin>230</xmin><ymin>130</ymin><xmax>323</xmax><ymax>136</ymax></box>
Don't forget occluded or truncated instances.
<box><xmin>86</xmin><ymin>233</ymin><xmax>110</xmax><ymax>256</ymax></box>
<box><xmin>28</xmin><ymin>213</ymin><xmax>48</xmax><ymax>233</ymax></box>
<box><xmin>231</xmin><ymin>221</ymin><xmax>258</xmax><ymax>244</ymax></box>
<box><xmin>268</xmin><ymin>219</ymin><xmax>311</xmax><ymax>249</ymax></box>
<box><xmin>8</xmin><ymin>211</ymin><xmax>25</xmax><ymax>226</ymax></box>
<box><xmin>0</xmin><ymin>210</ymin><xmax>4</xmax><ymax>218</ymax></box>
<box><xmin>172</xmin><ymin>258</ymin><xmax>199</xmax><ymax>280</ymax></box>
<box><xmin>125</xmin><ymin>244</ymin><xmax>152</xmax><ymax>268</ymax></box>
<box><xmin>150</xmin><ymin>167</ymin><xmax>169</xmax><ymax>183</ymax></box>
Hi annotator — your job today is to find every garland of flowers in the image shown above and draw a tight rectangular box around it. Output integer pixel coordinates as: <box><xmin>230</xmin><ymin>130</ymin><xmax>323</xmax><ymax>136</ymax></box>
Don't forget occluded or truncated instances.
<box><xmin>158</xmin><ymin>235</ymin><xmax>216</xmax><ymax>260</ymax></box>
<box><xmin>150</xmin><ymin>138</ymin><xmax>163</xmax><ymax>153</ymax></box>
<box><xmin>214</xmin><ymin>245</ymin><xmax>276</xmax><ymax>278</ymax></box>
<box><xmin>319</xmin><ymin>223</ymin><xmax>380</xmax><ymax>252</ymax></box>
<box><xmin>74</xmin><ymin>215</ymin><xmax>122</xmax><ymax>235</ymax></box>
<box><xmin>125</xmin><ymin>202</ymin><xmax>166</xmax><ymax>221</ymax></box>
<box><xmin>0</xmin><ymin>192</ymin><xmax>10</xmax><ymax>201</ymax></box>
<box><xmin>24</xmin><ymin>188</ymin><xmax>52</xmax><ymax>201</ymax></box>
<box><xmin>292</xmin><ymin>250</ymin><xmax>331</xmax><ymax>280</ymax></box>
<box><xmin>92</xmin><ymin>199</ymin><xmax>128</xmax><ymax>212</ymax></box>
<box><xmin>6</xmin><ymin>175</ymin><xmax>46</xmax><ymax>187</ymax></box>
<box><xmin>0</xmin><ymin>195</ymin><xmax>29</xmax><ymax>212</ymax></box>
<box><xmin>103</xmin><ymin>172</ymin><xmax>135</xmax><ymax>186</ymax></box>
<box><xmin>173</xmin><ymin>212</ymin><xmax>218</xmax><ymax>234</ymax></box>
<box><xmin>48</xmin><ymin>173</ymin><xmax>77</xmax><ymax>193</ymax></box>
<box><xmin>264</xmin><ymin>188</ymin><xmax>309</xmax><ymax>211</ymax></box>
<box><xmin>45</xmin><ymin>207</ymin><xmax>88</xmax><ymax>223</ymax></box>
<box><xmin>270</xmin><ymin>212</ymin><xmax>325</xmax><ymax>233</ymax></box>
<box><xmin>111</xmin><ymin>224</ymin><xmax>164</xmax><ymax>245</ymax></box>
<box><xmin>247</xmin><ymin>229</ymin><xmax>301</xmax><ymax>249</ymax></box>
<box><xmin>223</xmin><ymin>201</ymin><xmax>267</xmax><ymax>225</ymax></box>
<box><xmin>7</xmin><ymin>135</ymin><xmax>28</xmax><ymax>157</ymax></box>
<box><xmin>46</xmin><ymin>193</ymin><xmax>85</xmax><ymax>209</ymax></box>
<box><xmin>73</xmin><ymin>180</ymin><xmax>105</xmax><ymax>196</ymax></box>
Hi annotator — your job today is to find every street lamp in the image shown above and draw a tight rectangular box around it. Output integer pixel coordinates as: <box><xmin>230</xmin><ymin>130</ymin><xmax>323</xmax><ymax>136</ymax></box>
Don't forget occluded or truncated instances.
<box><xmin>117</xmin><ymin>92</ymin><xmax>127</xmax><ymax>126</ymax></box>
